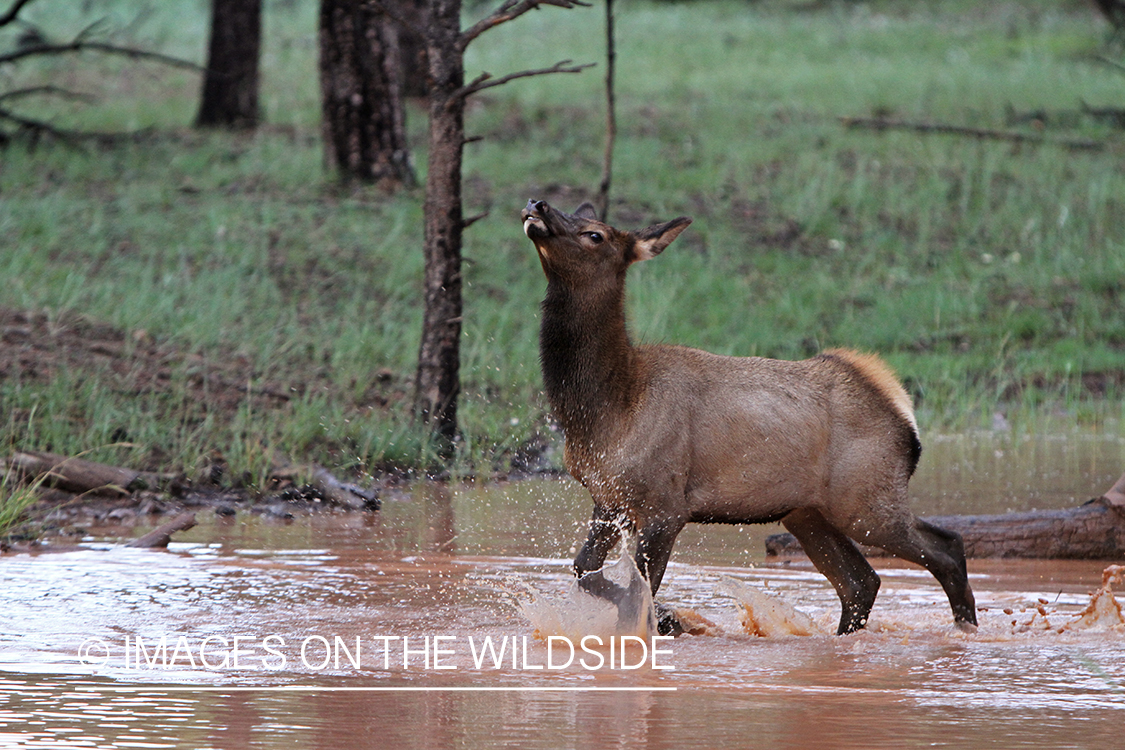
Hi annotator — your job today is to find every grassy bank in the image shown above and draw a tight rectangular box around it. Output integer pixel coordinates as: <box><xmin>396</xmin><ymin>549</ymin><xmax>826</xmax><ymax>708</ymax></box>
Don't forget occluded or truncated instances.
<box><xmin>1</xmin><ymin>0</ymin><xmax>1124</xmax><ymax>490</ymax></box>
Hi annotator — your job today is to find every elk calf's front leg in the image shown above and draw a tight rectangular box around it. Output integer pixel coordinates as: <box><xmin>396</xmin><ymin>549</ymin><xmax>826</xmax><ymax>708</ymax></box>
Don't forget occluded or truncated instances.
<box><xmin>574</xmin><ymin>510</ymin><xmax>622</xmax><ymax>578</ymax></box>
<box><xmin>574</xmin><ymin>511</ymin><xmax>626</xmax><ymax>602</ymax></box>
<box><xmin>634</xmin><ymin>520</ymin><xmax>683</xmax><ymax>596</ymax></box>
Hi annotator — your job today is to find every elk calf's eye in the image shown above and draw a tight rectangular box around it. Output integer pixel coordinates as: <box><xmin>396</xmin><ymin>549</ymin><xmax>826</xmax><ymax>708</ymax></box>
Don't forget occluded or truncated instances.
<box><xmin>585</xmin><ymin>232</ymin><xmax>604</xmax><ymax>244</ymax></box>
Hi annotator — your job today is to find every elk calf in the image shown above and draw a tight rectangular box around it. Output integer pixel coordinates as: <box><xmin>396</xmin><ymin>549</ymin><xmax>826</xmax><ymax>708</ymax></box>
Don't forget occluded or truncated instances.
<box><xmin>522</xmin><ymin>199</ymin><xmax>977</xmax><ymax>636</ymax></box>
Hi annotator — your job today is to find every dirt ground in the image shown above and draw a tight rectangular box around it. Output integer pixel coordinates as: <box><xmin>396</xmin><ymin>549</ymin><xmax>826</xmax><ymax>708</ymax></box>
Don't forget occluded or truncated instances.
<box><xmin>0</xmin><ymin>305</ymin><xmax>410</xmax><ymax>547</ymax></box>
<box><xmin>0</xmin><ymin>305</ymin><xmax>314</xmax><ymax>422</ymax></box>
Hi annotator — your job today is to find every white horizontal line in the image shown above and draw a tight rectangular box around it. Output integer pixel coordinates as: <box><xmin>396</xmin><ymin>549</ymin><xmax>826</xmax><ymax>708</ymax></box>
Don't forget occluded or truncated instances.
<box><xmin>8</xmin><ymin>685</ymin><xmax>677</xmax><ymax>693</ymax></box>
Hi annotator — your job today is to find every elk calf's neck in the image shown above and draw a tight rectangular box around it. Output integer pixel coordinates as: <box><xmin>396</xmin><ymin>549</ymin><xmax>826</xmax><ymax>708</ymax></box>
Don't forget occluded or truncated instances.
<box><xmin>521</xmin><ymin>199</ymin><xmax>976</xmax><ymax>636</ymax></box>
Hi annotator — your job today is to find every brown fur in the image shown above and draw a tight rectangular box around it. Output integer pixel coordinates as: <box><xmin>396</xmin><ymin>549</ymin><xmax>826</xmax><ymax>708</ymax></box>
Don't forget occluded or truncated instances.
<box><xmin>522</xmin><ymin>199</ymin><xmax>976</xmax><ymax>635</ymax></box>
<box><xmin>823</xmin><ymin>348</ymin><xmax>918</xmax><ymax>433</ymax></box>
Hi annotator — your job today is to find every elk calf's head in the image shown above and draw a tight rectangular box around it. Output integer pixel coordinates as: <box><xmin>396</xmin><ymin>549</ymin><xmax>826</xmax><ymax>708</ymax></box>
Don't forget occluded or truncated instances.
<box><xmin>522</xmin><ymin>200</ymin><xmax>692</xmax><ymax>283</ymax></box>
<box><xmin>519</xmin><ymin>199</ymin><xmax>977</xmax><ymax>638</ymax></box>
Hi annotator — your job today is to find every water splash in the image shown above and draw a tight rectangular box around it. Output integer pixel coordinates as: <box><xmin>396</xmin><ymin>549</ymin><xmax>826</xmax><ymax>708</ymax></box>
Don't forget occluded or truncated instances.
<box><xmin>717</xmin><ymin>577</ymin><xmax>822</xmax><ymax>637</ymax></box>
<box><xmin>519</xmin><ymin>554</ymin><xmax>657</xmax><ymax>641</ymax></box>
<box><xmin>1064</xmin><ymin>565</ymin><xmax>1125</xmax><ymax>633</ymax></box>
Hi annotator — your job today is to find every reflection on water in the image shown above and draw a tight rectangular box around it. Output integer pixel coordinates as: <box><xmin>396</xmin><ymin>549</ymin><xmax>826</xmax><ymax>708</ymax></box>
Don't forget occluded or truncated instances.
<box><xmin>913</xmin><ymin>430</ymin><xmax>1125</xmax><ymax>515</ymax></box>
<box><xmin>1</xmin><ymin>432</ymin><xmax>1123</xmax><ymax>748</ymax></box>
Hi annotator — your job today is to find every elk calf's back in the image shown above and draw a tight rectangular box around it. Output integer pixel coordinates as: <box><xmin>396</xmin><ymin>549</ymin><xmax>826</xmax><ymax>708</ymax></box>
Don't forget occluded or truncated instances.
<box><xmin>521</xmin><ymin>199</ymin><xmax>977</xmax><ymax>635</ymax></box>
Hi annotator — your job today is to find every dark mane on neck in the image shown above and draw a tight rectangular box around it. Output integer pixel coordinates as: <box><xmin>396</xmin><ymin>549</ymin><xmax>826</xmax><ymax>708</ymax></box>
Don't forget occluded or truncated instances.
<box><xmin>539</xmin><ymin>275</ymin><xmax>637</xmax><ymax>438</ymax></box>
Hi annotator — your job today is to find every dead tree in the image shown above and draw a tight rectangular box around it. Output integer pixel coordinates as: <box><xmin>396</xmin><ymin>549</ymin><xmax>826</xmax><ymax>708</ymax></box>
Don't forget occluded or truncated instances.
<box><xmin>319</xmin><ymin>0</ymin><xmax>415</xmax><ymax>185</ymax></box>
<box><xmin>0</xmin><ymin>0</ymin><xmax>202</xmax><ymax>145</ymax></box>
<box><xmin>411</xmin><ymin>0</ymin><xmax>591</xmax><ymax>446</ymax></box>
<box><xmin>196</xmin><ymin>0</ymin><xmax>261</xmax><ymax>129</ymax></box>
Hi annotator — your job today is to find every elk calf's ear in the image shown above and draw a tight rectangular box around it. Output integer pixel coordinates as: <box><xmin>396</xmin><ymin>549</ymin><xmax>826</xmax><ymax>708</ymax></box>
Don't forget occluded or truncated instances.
<box><xmin>631</xmin><ymin>217</ymin><xmax>693</xmax><ymax>262</ymax></box>
<box><xmin>575</xmin><ymin>202</ymin><xmax>600</xmax><ymax>220</ymax></box>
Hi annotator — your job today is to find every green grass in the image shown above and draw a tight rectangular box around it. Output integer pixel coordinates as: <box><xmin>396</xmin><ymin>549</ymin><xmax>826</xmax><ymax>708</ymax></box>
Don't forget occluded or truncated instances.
<box><xmin>1</xmin><ymin>0</ymin><xmax>1124</xmax><ymax>486</ymax></box>
<box><xmin>0</xmin><ymin>473</ymin><xmax>43</xmax><ymax>540</ymax></box>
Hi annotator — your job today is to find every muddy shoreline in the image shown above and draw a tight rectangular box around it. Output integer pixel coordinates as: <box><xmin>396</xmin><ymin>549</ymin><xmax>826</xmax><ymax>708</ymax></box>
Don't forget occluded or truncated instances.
<box><xmin>1</xmin><ymin>451</ymin><xmax>567</xmax><ymax>553</ymax></box>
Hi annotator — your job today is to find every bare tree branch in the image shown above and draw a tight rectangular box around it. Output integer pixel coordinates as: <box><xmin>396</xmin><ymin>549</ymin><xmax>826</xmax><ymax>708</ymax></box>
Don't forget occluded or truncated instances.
<box><xmin>0</xmin><ymin>0</ymin><xmax>37</xmax><ymax>28</ymax></box>
<box><xmin>0</xmin><ymin>39</ymin><xmax>204</xmax><ymax>71</ymax></box>
<box><xmin>0</xmin><ymin>105</ymin><xmax>85</xmax><ymax>144</ymax></box>
<box><xmin>1092</xmin><ymin>54</ymin><xmax>1125</xmax><ymax>75</ymax></box>
<box><xmin>456</xmin><ymin>59</ymin><xmax>594</xmax><ymax>101</ymax></box>
<box><xmin>0</xmin><ymin>5</ymin><xmax>199</xmax><ymax>148</ymax></box>
<box><xmin>0</xmin><ymin>105</ymin><xmax>151</xmax><ymax>147</ymax></box>
<box><xmin>460</xmin><ymin>0</ymin><xmax>590</xmax><ymax>50</ymax></box>
<box><xmin>0</xmin><ymin>85</ymin><xmax>94</xmax><ymax>104</ymax></box>
<box><xmin>74</xmin><ymin>17</ymin><xmax>114</xmax><ymax>44</ymax></box>
<box><xmin>0</xmin><ymin>93</ymin><xmax>151</xmax><ymax>147</ymax></box>
<box><xmin>1080</xmin><ymin>100</ymin><xmax>1125</xmax><ymax>128</ymax></box>
<box><xmin>462</xmin><ymin>210</ymin><xmax>489</xmax><ymax>229</ymax></box>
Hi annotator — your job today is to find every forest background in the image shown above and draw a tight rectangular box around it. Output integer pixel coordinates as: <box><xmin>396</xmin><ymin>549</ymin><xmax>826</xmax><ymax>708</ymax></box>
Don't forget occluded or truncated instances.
<box><xmin>1</xmin><ymin>0</ymin><xmax>1123</xmax><ymax>503</ymax></box>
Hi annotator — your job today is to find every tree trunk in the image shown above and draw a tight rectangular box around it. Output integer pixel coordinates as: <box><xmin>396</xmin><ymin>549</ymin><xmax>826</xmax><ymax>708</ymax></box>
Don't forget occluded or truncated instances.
<box><xmin>412</xmin><ymin>0</ymin><xmax>463</xmax><ymax>446</ymax></box>
<box><xmin>594</xmin><ymin>0</ymin><xmax>616</xmax><ymax>221</ymax></box>
<box><xmin>318</xmin><ymin>0</ymin><xmax>415</xmax><ymax>185</ymax></box>
<box><xmin>397</xmin><ymin>1</ymin><xmax>429</xmax><ymax>98</ymax></box>
<box><xmin>196</xmin><ymin>0</ymin><xmax>261</xmax><ymax>129</ymax></box>
<box><xmin>407</xmin><ymin>0</ymin><xmax>586</xmax><ymax>448</ymax></box>
<box><xmin>1094</xmin><ymin>0</ymin><xmax>1125</xmax><ymax>31</ymax></box>
<box><xmin>765</xmin><ymin>473</ymin><xmax>1125</xmax><ymax>560</ymax></box>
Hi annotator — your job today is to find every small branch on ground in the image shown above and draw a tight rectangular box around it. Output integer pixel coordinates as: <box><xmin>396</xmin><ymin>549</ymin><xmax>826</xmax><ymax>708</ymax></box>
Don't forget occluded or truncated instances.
<box><xmin>0</xmin><ymin>104</ymin><xmax>85</xmax><ymax>145</ymax></box>
<box><xmin>1092</xmin><ymin>54</ymin><xmax>1125</xmax><ymax>75</ymax></box>
<box><xmin>840</xmin><ymin>116</ymin><xmax>1105</xmax><ymax>151</ymax></box>
<box><xmin>125</xmin><ymin>512</ymin><xmax>196</xmax><ymax>548</ymax></box>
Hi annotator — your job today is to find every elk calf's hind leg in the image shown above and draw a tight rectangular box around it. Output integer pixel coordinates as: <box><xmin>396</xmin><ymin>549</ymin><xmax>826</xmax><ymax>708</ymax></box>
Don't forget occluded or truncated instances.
<box><xmin>877</xmin><ymin>519</ymin><xmax>977</xmax><ymax>629</ymax></box>
<box><xmin>783</xmin><ymin>509</ymin><xmax>882</xmax><ymax>635</ymax></box>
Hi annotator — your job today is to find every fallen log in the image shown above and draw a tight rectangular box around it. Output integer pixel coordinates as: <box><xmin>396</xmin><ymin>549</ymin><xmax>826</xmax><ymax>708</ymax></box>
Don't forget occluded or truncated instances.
<box><xmin>2</xmin><ymin>451</ymin><xmax>174</xmax><ymax>496</ymax></box>
<box><xmin>766</xmin><ymin>472</ymin><xmax>1125</xmax><ymax>560</ymax></box>
<box><xmin>124</xmin><ymin>512</ymin><xmax>197</xmax><ymax>548</ymax></box>
<box><xmin>839</xmin><ymin>116</ymin><xmax>1105</xmax><ymax>151</ymax></box>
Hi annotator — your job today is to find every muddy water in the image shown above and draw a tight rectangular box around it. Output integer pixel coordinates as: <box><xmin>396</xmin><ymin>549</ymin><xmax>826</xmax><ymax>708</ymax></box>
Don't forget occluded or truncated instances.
<box><xmin>2</xmin><ymin>432</ymin><xmax>1124</xmax><ymax>749</ymax></box>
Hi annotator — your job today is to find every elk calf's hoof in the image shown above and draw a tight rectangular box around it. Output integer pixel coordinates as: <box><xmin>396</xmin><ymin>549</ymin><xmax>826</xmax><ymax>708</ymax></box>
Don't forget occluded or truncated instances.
<box><xmin>656</xmin><ymin>604</ymin><xmax>684</xmax><ymax>637</ymax></box>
